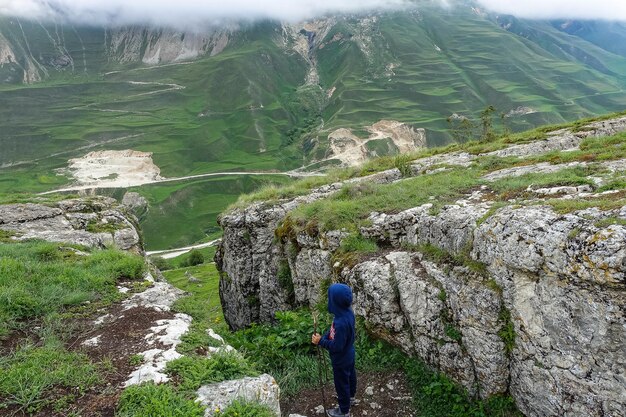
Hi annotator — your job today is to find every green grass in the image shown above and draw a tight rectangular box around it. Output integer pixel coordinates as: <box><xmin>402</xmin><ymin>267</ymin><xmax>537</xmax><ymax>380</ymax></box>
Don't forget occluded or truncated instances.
<box><xmin>214</xmin><ymin>399</ymin><xmax>275</xmax><ymax>417</ymax></box>
<box><xmin>163</xmin><ymin>264</ymin><xmax>225</xmax><ymax>355</ymax></box>
<box><xmin>545</xmin><ymin>193</ymin><xmax>626</xmax><ymax>214</ymax></box>
<box><xmin>488</xmin><ymin>166</ymin><xmax>598</xmax><ymax>197</ymax></box>
<box><xmin>165</xmin><ymin>352</ymin><xmax>258</xmax><ymax>393</ymax></box>
<box><xmin>0</xmin><ymin>242</ymin><xmax>145</xmax><ymax>336</ymax></box>
<box><xmin>0</xmin><ymin>241</ymin><xmax>147</xmax><ymax>413</ymax></box>
<box><xmin>287</xmin><ymin>168</ymin><xmax>480</xmax><ymax>234</ymax></box>
<box><xmin>116</xmin><ymin>383</ymin><xmax>205</xmax><ymax>417</ymax></box>
<box><xmin>0</xmin><ymin>342</ymin><xmax>103</xmax><ymax>413</ymax></box>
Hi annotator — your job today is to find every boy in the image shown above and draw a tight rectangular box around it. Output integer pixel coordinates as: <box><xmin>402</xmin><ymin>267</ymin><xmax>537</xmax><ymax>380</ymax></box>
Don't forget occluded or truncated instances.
<box><xmin>312</xmin><ymin>283</ymin><xmax>357</xmax><ymax>417</ymax></box>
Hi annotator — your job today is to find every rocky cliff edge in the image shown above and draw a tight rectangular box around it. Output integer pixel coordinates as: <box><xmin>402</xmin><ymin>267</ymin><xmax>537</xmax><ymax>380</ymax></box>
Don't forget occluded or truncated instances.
<box><xmin>216</xmin><ymin>115</ymin><xmax>626</xmax><ymax>417</ymax></box>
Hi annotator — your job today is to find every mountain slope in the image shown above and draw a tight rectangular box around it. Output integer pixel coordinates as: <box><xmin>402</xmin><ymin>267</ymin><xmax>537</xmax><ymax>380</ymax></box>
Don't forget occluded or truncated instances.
<box><xmin>2</xmin><ymin>2</ymin><xmax>626</xmax><ymax>250</ymax></box>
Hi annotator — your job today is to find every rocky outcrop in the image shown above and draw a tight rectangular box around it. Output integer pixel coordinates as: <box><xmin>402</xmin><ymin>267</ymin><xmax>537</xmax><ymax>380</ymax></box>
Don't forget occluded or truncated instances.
<box><xmin>216</xmin><ymin>116</ymin><xmax>626</xmax><ymax>417</ymax></box>
<box><xmin>196</xmin><ymin>374</ymin><xmax>281</xmax><ymax>417</ymax></box>
<box><xmin>107</xmin><ymin>28</ymin><xmax>232</xmax><ymax>65</ymax></box>
<box><xmin>0</xmin><ymin>196</ymin><xmax>143</xmax><ymax>253</ymax></box>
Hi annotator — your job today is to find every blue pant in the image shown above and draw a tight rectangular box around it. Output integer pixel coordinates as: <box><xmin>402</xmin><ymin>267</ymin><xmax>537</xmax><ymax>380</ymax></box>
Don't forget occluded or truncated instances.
<box><xmin>332</xmin><ymin>361</ymin><xmax>357</xmax><ymax>414</ymax></box>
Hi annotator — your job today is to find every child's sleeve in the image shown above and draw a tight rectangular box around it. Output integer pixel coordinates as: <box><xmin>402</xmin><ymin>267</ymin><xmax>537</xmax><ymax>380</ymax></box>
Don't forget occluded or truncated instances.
<box><xmin>319</xmin><ymin>321</ymin><xmax>349</xmax><ymax>353</ymax></box>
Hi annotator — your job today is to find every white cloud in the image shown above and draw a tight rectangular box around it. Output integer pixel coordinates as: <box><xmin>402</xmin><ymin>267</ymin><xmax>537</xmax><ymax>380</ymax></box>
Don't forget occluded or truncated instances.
<box><xmin>2</xmin><ymin>1</ymin><xmax>625</xmax><ymax>30</ymax></box>
<box><xmin>476</xmin><ymin>0</ymin><xmax>626</xmax><ymax>21</ymax></box>
<box><xmin>0</xmin><ymin>0</ymin><xmax>409</xmax><ymax>28</ymax></box>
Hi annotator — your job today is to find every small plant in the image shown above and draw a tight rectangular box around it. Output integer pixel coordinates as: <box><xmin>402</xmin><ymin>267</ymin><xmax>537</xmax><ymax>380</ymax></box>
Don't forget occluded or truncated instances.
<box><xmin>338</xmin><ymin>233</ymin><xmax>379</xmax><ymax>254</ymax></box>
<box><xmin>214</xmin><ymin>399</ymin><xmax>275</xmax><ymax>417</ymax></box>
<box><xmin>498</xmin><ymin>306</ymin><xmax>516</xmax><ymax>356</ymax></box>
<box><xmin>277</xmin><ymin>260</ymin><xmax>295</xmax><ymax>303</ymax></box>
<box><xmin>85</xmin><ymin>219</ymin><xmax>120</xmax><ymax>234</ymax></box>
<box><xmin>394</xmin><ymin>153</ymin><xmax>414</xmax><ymax>178</ymax></box>
<box><xmin>0</xmin><ymin>229</ymin><xmax>17</xmax><ymax>243</ymax></box>
<box><xmin>480</xmin><ymin>105</ymin><xmax>497</xmax><ymax>142</ymax></box>
<box><xmin>116</xmin><ymin>382</ymin><xmax>205</xmax><ymax>417</ymax></box>
<box><xmin>447</xmin><ymin>116</ymin><xmax>477</xmax><ymax>143</ymax></box>
<box><xmin>594</xmin><ymin>217</ymin><xmax>626</xmax><ymax>229</ymax></box>
<box><xmin>129</xmin><ymin>354</ymin><xmax>144</xmax><ymax>367</ymax></box>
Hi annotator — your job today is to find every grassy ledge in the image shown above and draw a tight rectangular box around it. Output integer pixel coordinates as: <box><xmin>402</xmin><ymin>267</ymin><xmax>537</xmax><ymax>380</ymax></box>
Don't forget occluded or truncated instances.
<box><xmin>227</xmin><ymin>110</ymin><xmax>626</xmax><ymax>211</ymax></box>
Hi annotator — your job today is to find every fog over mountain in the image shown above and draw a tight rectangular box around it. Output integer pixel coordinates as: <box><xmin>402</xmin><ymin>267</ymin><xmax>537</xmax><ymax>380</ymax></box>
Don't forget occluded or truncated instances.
<box><xmin>1</xmin><ymin>0</ymin><xmax>626</xmax><ymax>28</ymax></box>
<box><xmin>476</xmin><ymin>0</ymin><xmax>626</xmax><ymax>21</ymax></box>
<box><xmin>0</xmin><ymin>0</ymin><xmax>408</xmax><ymax>28</ymax></box>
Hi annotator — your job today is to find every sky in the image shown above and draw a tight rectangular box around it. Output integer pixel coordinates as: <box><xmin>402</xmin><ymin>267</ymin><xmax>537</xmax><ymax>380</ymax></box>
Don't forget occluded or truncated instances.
<box><xmin>0</xmin><ymin>0</ymin><xmax>625</xmax><ymax>29</ymax></box>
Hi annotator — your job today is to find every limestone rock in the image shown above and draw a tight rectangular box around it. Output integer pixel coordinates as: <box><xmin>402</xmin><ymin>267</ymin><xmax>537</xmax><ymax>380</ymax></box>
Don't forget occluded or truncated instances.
<box><xmin>122</xmin><ymin>191</ymin><xmax>149</xmax><ymax>216</ymax></box>
<box><xmin>196</xmin><ymin>374</ymin><xmax>281</xmax><ymax>417</ymax></box>
<box><xmin>0</xmin><ymin>197</ymin><xmax>143</xmax><ymax>253</ymax></box>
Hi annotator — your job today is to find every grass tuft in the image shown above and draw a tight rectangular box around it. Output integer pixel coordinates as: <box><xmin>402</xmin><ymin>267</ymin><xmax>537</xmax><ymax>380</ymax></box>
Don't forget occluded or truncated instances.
<box><xmin>116</xmin><ymin>382</ymin><xmax>205</xmax><ymax>417</ymax></box>
<box><xmin>214</xmin><ymin>399</ymin><xmax>275</xmax><ymax>417</ymax></box>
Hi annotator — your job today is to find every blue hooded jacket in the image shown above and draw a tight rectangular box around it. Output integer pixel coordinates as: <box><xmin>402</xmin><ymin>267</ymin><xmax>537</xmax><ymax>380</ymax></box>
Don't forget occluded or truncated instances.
<box><xmin>319</xmin><ymin>283</ymin><xmax>356</xmax><ymax>367</ymax></box>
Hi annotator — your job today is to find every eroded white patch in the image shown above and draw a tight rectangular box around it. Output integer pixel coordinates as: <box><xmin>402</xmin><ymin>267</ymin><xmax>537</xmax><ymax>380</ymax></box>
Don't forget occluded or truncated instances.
<box><xmin>326</xmin><ymin>120</ymin><xmax>426</xmax><ymax>167</ymax></box>
<box><xmin>94</xmin><ymin>313</ymin><xmax>113</xmax><ymax>325</ymax></box>
<box><xmin>207</xmin><ymin>328</ymin><xmax>225</xmax><ymax>344</ymax></box>
<box><xmin>63</xmin><ymin>150</ymin><xmax>163</xmax><ymax>188</ymax></box>
<box><xmin>123</xmin><ymin>281</ymin><xmax>185</xmax><ymax>312</ymax></box>
<box><xmin>82</xmin><ymin>335</ymin><xmax>102</xmax><ymax>347</ymax></box>
<box><xmin>124</xmin><ymin>313</ymin><xmax>192</xmax><ymax>387</ymax></box>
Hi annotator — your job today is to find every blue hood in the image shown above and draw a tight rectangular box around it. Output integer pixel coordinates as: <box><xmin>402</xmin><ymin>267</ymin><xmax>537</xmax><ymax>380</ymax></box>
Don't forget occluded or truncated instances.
<box><xmin>328</xmin><ymin>283</ymin><xmax>353</xmax><ymax>316</ymax></box>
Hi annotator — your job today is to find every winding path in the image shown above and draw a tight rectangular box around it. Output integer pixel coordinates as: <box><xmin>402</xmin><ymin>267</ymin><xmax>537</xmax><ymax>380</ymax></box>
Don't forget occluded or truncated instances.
<box><xmin>38</xmin><ymin>170</ymin><xmax>322</xmax><ymax>195</ymax></box>
<box><xmin>146</xmin><ymin>239</ymin><xmax>221</xmax><ymax>259</ymax></box>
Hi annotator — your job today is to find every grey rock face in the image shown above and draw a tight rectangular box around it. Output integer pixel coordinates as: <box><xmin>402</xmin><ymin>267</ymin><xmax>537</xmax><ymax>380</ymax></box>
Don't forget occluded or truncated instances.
<box><xmin>0</xmin><ymin>197</ymin><xmax>143</xmax><ymax>253</ymax></box>
<box><xmin>216</xmin><ymin>116</ymin><xmax>626</xmax><ymax>416</ymax></box>
<box><xmin>122</xmin><ymin>191</ymin><xmax>149</xmax><ymax>216</ymax></box>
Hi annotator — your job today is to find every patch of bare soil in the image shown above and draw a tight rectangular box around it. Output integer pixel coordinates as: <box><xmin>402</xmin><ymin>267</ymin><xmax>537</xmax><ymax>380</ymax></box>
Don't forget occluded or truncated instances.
<box><xmin>281</xmin><ymin>371</ymin><xmax>415</xmax><ymax>417</ymax></box>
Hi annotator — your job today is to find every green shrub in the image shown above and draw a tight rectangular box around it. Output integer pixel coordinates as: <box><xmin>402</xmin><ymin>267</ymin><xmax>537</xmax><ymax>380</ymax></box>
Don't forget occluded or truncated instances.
<box><xmin>151</xmin><ymin>256</ymin><xmax>173</xmax><ymax>271</ymax></box>
<box><xmin>182</xmin><ymin>250</ymin><xmax>205</xmax><ymax>267</ymax></box>
<box><xmin>0</xmin><ymin>344</ymin><xmax>101</xmax><ymax>413</ymax></box>
<box><xmin>215</xmin><ymin>399</ymin><xmax>274</xmax><ymax>417</ymax></box>
<box><xmin>165</xmin><ymin>352</ymin><xmax>257</xmax><ymax>392</ymax></box>
<box><xmin>116</xmin><ymin>383</ymin><xmax>204</xmax><ymax>417</ymax></box>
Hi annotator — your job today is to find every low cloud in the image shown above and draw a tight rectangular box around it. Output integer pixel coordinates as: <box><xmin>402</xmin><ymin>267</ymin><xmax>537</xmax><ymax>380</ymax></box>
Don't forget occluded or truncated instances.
<box><xmin>1</xmin><ymin>1</ymin><xmax>624</xmax><ymax>30</ymax></box>
<box><xmin>0</xmin><ymin>0</ymin><xmax>409</xmax><ymax>28</ymax></box>
<box><xmin>476</xmin><ymin>0</ymin><xmax>626</xmax><ymax>21</ymax></box>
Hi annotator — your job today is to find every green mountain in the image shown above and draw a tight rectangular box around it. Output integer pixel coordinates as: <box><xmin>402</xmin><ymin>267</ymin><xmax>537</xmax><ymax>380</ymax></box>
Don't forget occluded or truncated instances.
<box><xmin>1</xmin><ymin>1</ymin><xmax>626</xmax><ymax>249</ymax></box>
